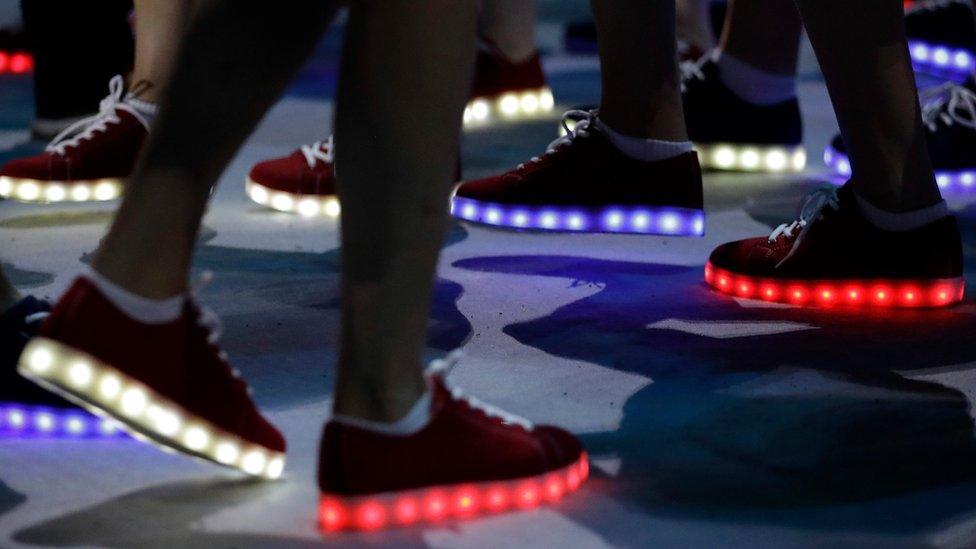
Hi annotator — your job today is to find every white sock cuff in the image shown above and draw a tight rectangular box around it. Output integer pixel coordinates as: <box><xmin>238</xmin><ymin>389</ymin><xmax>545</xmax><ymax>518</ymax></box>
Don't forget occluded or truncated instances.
<box><xmin>83</xmin><ymin>268</ymin><xmax>184</xmax><ymax>324</ymax></box>
<box><xmin>854</xmin><ymin>191</ymin><xmax>950</xmax><ymax>231</ymax></box>
<box><xmin>331</xmin><ymin>390</ymin><xmax>433</xmax><ymax>436</ymax></box>
<box><xmin>714</xmin><ymin>50</ymin><xmax>797</xmax><ymax>106</ymax></box>
<box><xmin>123</xmin><ymin>94</ymin><xmax>159</xmax><ymax>124</ymax></box>
<box><xmin>595</xmin><ymin>118</ymin><xmax>693</xmax><ymax>162</ymax></box>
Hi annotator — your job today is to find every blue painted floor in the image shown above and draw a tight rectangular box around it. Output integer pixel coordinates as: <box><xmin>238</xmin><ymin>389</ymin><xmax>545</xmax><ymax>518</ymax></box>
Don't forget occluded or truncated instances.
<box><xmin>3</xmin><ymin>13</ymin><xmax>976</xmax><ymax>548</ymax></box>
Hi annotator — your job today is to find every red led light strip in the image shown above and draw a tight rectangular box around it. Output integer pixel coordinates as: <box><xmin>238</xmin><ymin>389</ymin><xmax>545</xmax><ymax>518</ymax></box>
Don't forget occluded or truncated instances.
<box><xmin>705</xmin><ymin>262</ymin><xmax>965</xmax><ymax>308</ymax></box>
<box><xmin>319</xmin><ymin>452</ymin><xmax>589</xmax><ymax>532</ymax></box>
<box><xmin>0</xmin><ymin>52</ymin><xmax>33</xmax><ymax>74</ymax></box>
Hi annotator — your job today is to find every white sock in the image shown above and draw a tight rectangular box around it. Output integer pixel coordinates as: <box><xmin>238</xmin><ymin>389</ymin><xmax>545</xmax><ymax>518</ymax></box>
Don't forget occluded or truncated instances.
<box><xmin>83</xmin><ymin>269</ymin><xmax>183</xmax><ymax>324</ymax></box>
<box><xmin>714</xmin><ymin>51</ymin><xmax>796</xmax><ymax>106</ymax></box>
<box><xmin>331</xmin><ymin>391</ymin><xmax>433</xmax><ymax>436</ymax></box>
<box><xmin>123</xmin><ymin>94</ymin><xmax>159</xmax><ymax>127</ymax></box>
<box><xmin>595</xmin><ymin>118</ymin><xmax>693</xmax><ymax>162</ymax></box>
<box><xmin>854</xmin><ymin>191</ymin><xmax>950</xmax><ymax>231</ymax></box>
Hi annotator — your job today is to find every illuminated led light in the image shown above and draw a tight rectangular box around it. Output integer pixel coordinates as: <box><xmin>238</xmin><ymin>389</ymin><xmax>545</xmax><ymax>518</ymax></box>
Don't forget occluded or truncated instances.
<box><xmin>72</xmin><ymin>185</ymin><xmax>92</xmax><ymax>201</ymax></box>
<box><xmin>516</xmin><ymin>482</ymin><xmax>540</xmax><ymax>508</ymax></box>
<box><xmin>180</xmin><ymin>426</ymin><xmax>208</xmax><ymax>451</ymax></box>
<box><xmin>297</xmin><ymin>198</ymin><xmax>320</xmax><ymax>217</ymax></box>
<box><xmin>765</xmin><ymin>150</ymin><xmax>787</xmax><ymax>171</ymax></box>
<box><xmin>704</xmin><ymin>261</ymin><xmax>965</xmax><ymax>308</ymax></box>
<box><xmin>499</xmin><ymin>94</ymin><xmax>520</xmax><ymax>116</ymax></box>
<box><xmin>394</xmin><ymin>498</ymin><xmax>420</xmax><ymax>525</ymax></box>
<box><xmin>120</xmin><ymin>387</ymin><xmax>148</xmax><ymax>417</ymax></box>
<box><xmin>249</xmin><ymin>184</ymin><xmax>268</xmax><ymax>204</ymax></box>
<box><xmin>358</xmin><ymin>502</ymin><xmax>386</xmax><ymax>530</ymax></box>
<box><xmin>99</xmin><ymin>374</ymin><xmax>122</xmax><ymax>399</ymax></box>
<box><xmin>454</xmin><ymin>487</ymin><xmax>479</xmax><ymax>515</ymax></box>
<box><xmin>7</xmin><ymin>410</ymin><xmax>25</xmax><ymax>428</ymax></box>
<box><xmin>65</xmin><ymin>416</ymin><xmax>86</xmax><ymax>435</ymax></box>
<box><xmin>215</xmin><ymin>441</ymin><xmax>240</xmax><ymax>464</ymax></box>
<box><xmin>909</xmin><ymin>40</ymin><xmax>975</xmax><ymax>75</ymax></box>
<box><xmin>17</xmin><ymin>182</ymin><xmax>40</xmax><ymax>201</ymax></box>
<box><xmin>425</xmin><ymin>491</ymin><xmax>448</xmax><ymax>521</ymax></box>
<box><xmin>67</xmin><ymin>361</ymin><xmax>94</xmax><ymax>388</ymax></box>
<box><xmin>266</xmin><ymin>456</ymin><xmax>285</xmax><ymax>480</ymax></box>
<box><xmin>520</xmin><ymin>93</ymin><xmax>539</xmax><ymax>114</ymax></box>
<box><xmin>324</xmin><ymin>198</ymin><xmax>341</xmax><ymax>217</ymax></box>
<box><xmin>271</xmin><ymin>194</ymin><xmax>294</xmax><ymax>211</ymax></box>
<box><xmin>697</xmin><ymin>143</ymin><xmax>805</xmax><ymax>173</ymax></box>
<box><xmin>463</xmin><ymin>107</ymin><xmax>473</xmax><ymax>124</ymax></box>
<box><xmin>99</xmin><ymin>420</ymin><xmax>120</xmax><ymax>435</ymax></box>
<box><xmin>713</xmin><ymin>147</ymin><xmax>736</xmax><ymax>169</ymax></box>
<box><xmin>28</xmin><ymin>348</ymin><xmax>54</xmax><ymax>373</ymax></box>
<box><xmin>539</xmin><ymin>89</ymin><xmax>555</xmax><ymax>110</ymax></box>
<box><xmin>452</xmin><ymin>197</ymin><xmax>704</xmax><ymax>236</ymax></box>
<box><xmin>739</xmin><ymin>149</ymin><xmax>760</xmax><ymax>169</ymax></box>
<box><xmin>95</xmin><ymin>182</ymin><xmax>119</xmax><ymax>200</ymax></box>
<box><xmin>485</xmin><ymin>486</ymin><xmax>508</xmax><ymax>512</ymax></box>
<box><xmin>470</xmin><ymin>100</ymin><xmax>490</xmax><ymax>121</ymax></box>
<box><xmin>0</xmin><ymin>177</ymin><xmax>12</xmax><ymax>195</ymax></box>
<box><xmin>35</xmin><ymin>412</ymin><xmax>55</xmax><ymax>432</ymax></box>
<box><xmin>242</xmin><ymin>450</ymin><xmax>267</xmax><ymax>475</ymax></box>
<box><xmin>45</xmin><ymin>184</ymin><xmax>66</xmax><ymax>202</ymax></box>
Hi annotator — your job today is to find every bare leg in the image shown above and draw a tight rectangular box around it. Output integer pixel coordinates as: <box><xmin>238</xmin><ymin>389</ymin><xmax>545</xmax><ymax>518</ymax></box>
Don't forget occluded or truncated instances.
<box><xmin>794</xmin><ymin>0</ymin><xmax>940</xmax><ymax>211</ymax></box>
<box><xmin>591</xmin><ymin>0</ymin><xmax>687</xmax><ymax>140</ymax></box>
<box><xmin>676</xmin><ymin>0</ymin><xmax>716</xmax><ymax>52</ymax></box>
<box><xmin>92</xmin><ymin>0</ymin><xmax>337</xmax><ymax>298</ymax></box>
<box><xmin>129</xmin><ymin>0</ymin><xmax>193</xmax><ymax>101</ymax></box>
<box><xmin>719</xmin><ymin>0</ymin><xmax>803</xmax><ymax>76</ymax></box>
<box><xmin>479</xmin><ymin>0</ymin><xmax>536</xmax><ymax>61</ymax></box>
<box><xmin>0</xmin><ymin>265</ymin><xmax>21</xmax><ymax>312</ymax></box>
<box><xmin>332</xmin><ymin>0</ymin><xmax>477</xmax><ymax>422</ymax></box>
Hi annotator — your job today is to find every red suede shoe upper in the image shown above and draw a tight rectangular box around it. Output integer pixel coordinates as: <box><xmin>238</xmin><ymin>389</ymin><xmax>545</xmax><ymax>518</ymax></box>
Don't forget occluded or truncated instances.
<box><xmin>455</xmin><ymin>116</ymin><xmax>704</xmax><ymax>209</ymax></box>
<box><xmin>38</xmin><ymin>278</ymin><xmax>285</xmax><ymax>452</ymax></box>
<box><xmin>248</xmin><ymin>140</ymin><xmax>336</xmax><ymax>197</ymax></box>
<box><xmin>0</xmin><ymin>109</ymin><xmax>147</xmax><ymax>183</ymax></box>
<box><xmin>318</xmin><ymin>373</ymin><xmax>582</xmax><ymax>496</ymax></box>
<box><xmin>709</xmin><ymin>184</ymin><xmax>964</xmax><ymax>280</ymax></box>
<box><xmin>471</xmin><ymin>47</ymin><xmax>547</xmax><ymax>99</ymax></box>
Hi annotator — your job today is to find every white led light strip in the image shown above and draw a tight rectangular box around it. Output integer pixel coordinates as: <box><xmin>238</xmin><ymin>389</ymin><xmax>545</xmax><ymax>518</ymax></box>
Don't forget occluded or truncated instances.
<box><xmin>245</xmin><ymin>178</ymin><xmax>340</xmax><ymax>218</ymax></box>
<box><xmin>694</xmin><ymin>143</ymin><xmax>806</xmax><ymax>173</ymax></box>
<box><xmin>463</xmin><ymin>87</ymin><xmax>556</xmax><ymax>127</ymax></box>
<box><xmin>0</xmin><ymin>175</ymin><xmax>122</xmax><ymax>203</ymax></box>
<box><xmin>17</xmin><ymin>338</ymin><xmax>285</xmax><ymax>479</ymax></box>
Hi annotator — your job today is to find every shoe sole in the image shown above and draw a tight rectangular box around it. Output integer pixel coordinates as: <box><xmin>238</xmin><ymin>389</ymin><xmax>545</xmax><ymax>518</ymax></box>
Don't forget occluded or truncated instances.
<box><xmin>695</xmin><ymin>143</ymin><xmax>806</xmax><ymax>173</ymax></box>
<box><xmin>245</xmin><ymin>177</ymin><xmax>340</xmax><ymax>218</ymax></box>
<box><xmin>464</xmin><ymin>86</ymin><xmax>556</xmax><ymax>128</ymax></box>
<box><xmin>825</xmin><ymin>145</ymin><xmax>976</xmax><ymax>192</ymax></box>
<box><xmin>705</xmin><ymin>262</ymin><xmax>966</xmax><ymax>308</ymax></box>
<box><xmin>908</xmin><ymin>40</ymin><xmax>975</xmax><ymax>76</ymax></box>
<box><xmin>0</xmin><ymin>401</ymin><xmax>124</xmax><ymax>438</ymax></box>
<box><xmin>452</xmin><ymin>196</ymin><xmax>705</xmax><ymax>236</ymax></box>
<box><xmin>17</xmin><ymin>337</ymin><xmax>286</xmax><ymax>479</ymax></box>
<box><xmin>0</xmin><ymin>175</ymin><xmax>122</xmax><ymax>203</ymax></box>
<box><xmin>319</xmin><ymin>452</ymin><xmax>588</xmax><ymax>532</ymax></box>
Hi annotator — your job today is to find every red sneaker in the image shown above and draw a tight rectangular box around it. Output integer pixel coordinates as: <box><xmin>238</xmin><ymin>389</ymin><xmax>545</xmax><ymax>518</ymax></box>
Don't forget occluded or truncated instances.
<box><xmin>463</xmin><ymin>43</ymin><xmax>555</xmax><ymax>127</ymax></box>
<box><xmin>317</xmin><ymin>352</ymin><xmax>588</xmax><ymax>532</ymax></box>
<box><xmin>17</xmin><ymin>277</ymin><xmax>286</xmax><ymax>478</ymax></box>
<box><xmin>452</xmin><ymin>110</ymin><xmax>705</xmax><ymax>235</ymax></box>
<box><xmin>705</xmin><ymin>184</ymin><xmax>965</xmax><ymax>308</ymax></box>
<box><xmin>245</xmin><ymin>136</ymin><xmax>339</xmax><ymax>217</ymax></box>
<box><xmin>0</xmin><ymin>76</ymin><xmax>147</xmax><ymax>204</ymax></box>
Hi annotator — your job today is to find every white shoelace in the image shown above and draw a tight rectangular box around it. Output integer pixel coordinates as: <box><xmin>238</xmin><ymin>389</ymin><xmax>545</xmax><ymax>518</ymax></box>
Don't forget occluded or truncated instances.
<box><xmin>517</xmin><ymin>110</ymin><xmax>593</xmax><ymax>171</ymax></box>
<box><xmin>679</xmin><ymin>53</ymin><xmax>711</xmax><ymax>92</ymax></box>
<box><xmin>921</xmin><ymin>82</ymin><xmax>976</xmax><ymax>132</ymax></box>
<box><xmin>427</xmin><ymin>350</ymin><xmax>534</xmax><ymax>431</ymax></box>
<box><xmin>300</xmin><ymin>135</ymin><xmax>335</xmax><ymax>169</ymax></box>
<box><xmin>768</xmin><ymin>186</ymin><xmax>840</xmax><ymax>243</ymax></box>
<box><xmin>45</xmin><ymin>75</ymin><xmax>150</xmax><ymax>156</ymax></box>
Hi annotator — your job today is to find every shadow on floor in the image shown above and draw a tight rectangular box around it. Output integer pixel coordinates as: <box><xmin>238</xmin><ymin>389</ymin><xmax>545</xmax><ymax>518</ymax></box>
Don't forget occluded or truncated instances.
<box><xmin>453</xmin><ymin>253</ymin><xmax>976</xmax><ymax>540</ymax></box>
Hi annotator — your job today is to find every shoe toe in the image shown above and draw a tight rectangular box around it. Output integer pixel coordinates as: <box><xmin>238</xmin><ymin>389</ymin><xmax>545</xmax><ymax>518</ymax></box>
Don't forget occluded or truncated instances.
<box><xmin>0</xmin><ymin>154</ymin><xmax>52</xmax><ymax>180</ymax></box>
<box><xmin>534</xmin><ymin>425</ymin><xmax>583</xmax><ymax>470</ymax></box>
<box><xmin>250</xmin><ymin>414</ymin><xmax>287</xmax><ymax>454</ymax></box>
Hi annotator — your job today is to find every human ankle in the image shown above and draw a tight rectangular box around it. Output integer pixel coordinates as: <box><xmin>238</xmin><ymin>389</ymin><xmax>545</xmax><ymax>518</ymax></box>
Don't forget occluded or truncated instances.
<box><xmin>333</xmin><ymin>370</ymin><xmax>428</xmax><ymax>424</ymax></box>
<box><xmin>715</xmin><ymin>50</ymin><xmax>797</xmax><ymax>106</ymax></box>
<box><xmin>84</xmin><ymin>268</ymin><xmax>184</xmax><ymax>323</ymax></box>
<box><xmin>595</xmin><ymin>117</ymin><xmax>693</xmax><ymax>162</ymax></box>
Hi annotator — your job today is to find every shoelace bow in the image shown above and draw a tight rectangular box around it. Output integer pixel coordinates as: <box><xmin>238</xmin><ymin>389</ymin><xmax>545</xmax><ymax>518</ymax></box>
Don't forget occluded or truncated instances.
<box><xmin>46</xmin><ymin>75</ymin><xmax>150</xmax><ymax>156</ymax></box>
<box><xmin>921</xmin><ymin>82</ymin><xmax>976</xmax><ymax>132</ymax></box>
<box><xmin>192</xmin><ymin>272</ymin><xmax>253</xmax><ymax>397</ymax></box>
<box><xmin>427</xmin><ymin>350</ymin><xmax>534</xmax><ymax>431</ymax></box>
<box><xmin>679</xmin><ymin>53</ymin><xmax>710</xmax><ymax>92</ymax></box>
<box><xmin>300</xmin><ymin>135</ymin><xmax>335</xmax><ymax>170</ymax></box>
<box><xmin>516</xmin><ymin>109</ymin><xmax>594</xmax><ymax>172</ymax></box>
<box><xmin>768</xmin><ymin>186</ymin><xmax>840</xmax><ymax>243</ymax></box>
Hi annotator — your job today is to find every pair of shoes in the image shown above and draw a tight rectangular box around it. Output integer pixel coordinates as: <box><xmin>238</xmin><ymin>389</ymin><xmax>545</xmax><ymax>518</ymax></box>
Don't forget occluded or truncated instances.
<box><xmin>18</xmin><ymin>277</ymin><xmax>587</xmax><ymax>529</ymax></box>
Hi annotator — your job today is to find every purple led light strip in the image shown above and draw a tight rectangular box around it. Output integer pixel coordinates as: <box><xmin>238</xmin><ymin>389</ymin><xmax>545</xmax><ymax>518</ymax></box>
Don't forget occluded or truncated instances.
<box><xmin>0</xmin><ymin>403</ymin><xmax>126</xmax><ymax>438</ymax></box>
<box><xmin>824</xmin><ymin>146</ymin><xmax>975</xmax><ymax>192</ymax></box>
<box><xmin>909</xmin><ymin>40</ymin><xmax>976</xmax><ymax>75</ymax></box>
<box><xmin>451</xmin><ymin>197</ymin><xmax>705</xmax><ymax>236</ymax></box>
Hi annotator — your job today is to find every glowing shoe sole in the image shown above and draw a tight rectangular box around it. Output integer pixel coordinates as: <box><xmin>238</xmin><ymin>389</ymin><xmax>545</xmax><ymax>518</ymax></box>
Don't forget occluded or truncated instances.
<box><xmin>824</xmin><ymin>145</ymin><xmax>976</xmax><ymax>192</ymax></box>
<box><xmin>452</xmin><ymin>196</ymin><xmax>705</xmax><ymax>236</ymax></box>
<box><xmin>463</xmin><ymin>87</ymin><xmax>556</xmax><ymax>128</ymax></box>
<box><xmin>17</xmin><ymin>338</ymin><xmax>286</xmax><ymax>479</ymax></box>
<box><xmin>245</xmin><ymin>177</ymin><xmax>341</xmax><ymax>218</ymax></box>
<box><xmin>0</xmin><ymin>175</ymin><xmax>122</xmax><ymax>203</ymax></box>
<box><xmin>908</xmin><ymin>40</ymin><xmax>976</xmax><ymax>76</ymax></box>
<box><xmin>705</xmin><ymin>261</ymin><xmax>965</xmax><ymax>308</ymax></box>
<box><xmin>0</xmin><ymin>402</ymin><xmax>125</xmax><ymax>438</ymax></box>
<box><xmin>695</xmin><ymin>143</ymin><xmax>806</xmax><ymax>173</ymax></box>
<box><xmin>319</xmin><ymin>452</ymin><xmax>588</xmax><ymax>532</ymax></box>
